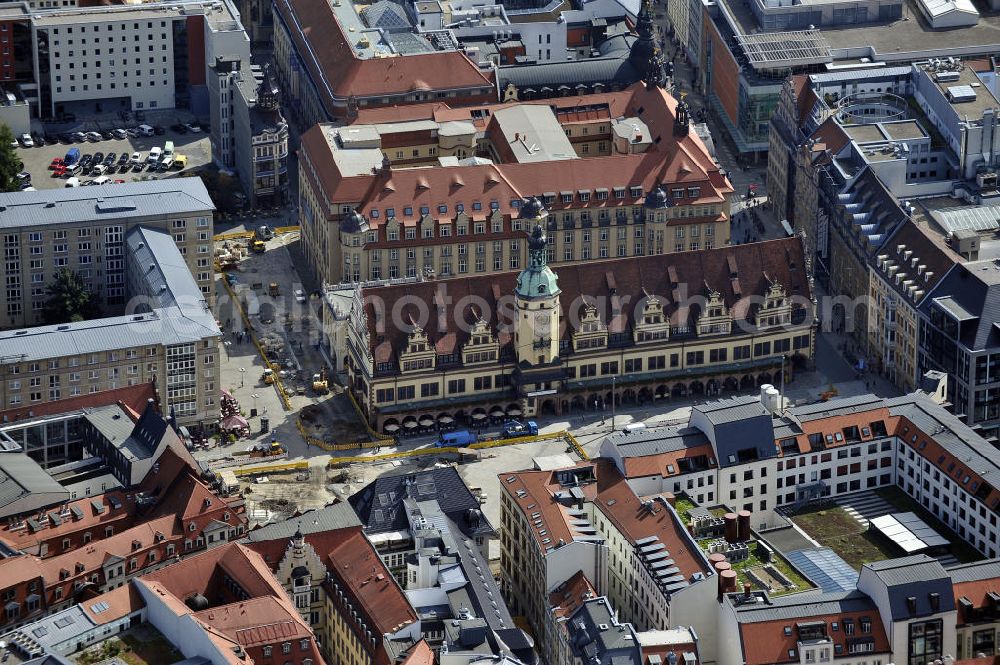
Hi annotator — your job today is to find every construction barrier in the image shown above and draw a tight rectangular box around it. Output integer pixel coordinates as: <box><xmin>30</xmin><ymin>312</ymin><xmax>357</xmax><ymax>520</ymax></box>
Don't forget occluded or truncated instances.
<box><xmin>274</xmin><ymin>225</ymin><xmax>301</xmax><ymax>235</ymax></box>
<box><xmin>219</xmin><ymin>275</ymin><xmax>292</xmax><ymax>411</ymax></box>
<box><xmin>213</xmin><ymin>225</ymin><xmax>300</xmax><ymax>242</ymax></box>
<box><xmin>344</xmin><ymin>389</ymin><xmax>393</xmax><ymax>442</ymax></box>
<box><xmin>233</xmin><ymin>460</ymin><xmax>309</xmax><ymax>476</ymax></box>
<box><xmin>326</xmin><ymin>430</ymin><xmax>588</xmax><ymax>467</ymax></box>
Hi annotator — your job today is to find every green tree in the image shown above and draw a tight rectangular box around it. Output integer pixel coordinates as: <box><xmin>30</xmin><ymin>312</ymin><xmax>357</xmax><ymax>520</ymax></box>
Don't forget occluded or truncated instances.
<box><xmin>0</xmin><ymin>125</ymin><xmax>20</xmax><ymax>192</ymax></box>
<box><xmin>43</xmin><ymin>268</ymin><xmax>101</xmax><ymax>324</ymax></box>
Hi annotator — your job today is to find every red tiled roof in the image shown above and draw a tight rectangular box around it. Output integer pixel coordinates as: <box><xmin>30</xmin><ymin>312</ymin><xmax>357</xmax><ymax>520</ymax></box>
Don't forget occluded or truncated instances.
<box><xmin>326</xmin><ymin>529</ymin><xmax>417</xmax><ymax>635</ymax></box>
<box><xmin>502</xmin><ymin>460</ymin><xmax>709</xmax><ymax>582</ymax></box>
<box><xmin>79</xmin><ymin>583</ymin><xmax>145</xmax><ymax>625</ymax></box>
<box><xmin>0</xmin><ymin>554</ymin><xmax>44</xmax><ymax>590</ymax></box>
<box><xmin>362</xmin><ymin>237</ymin><xmax>809</xmax><ymax>365</ymax></box>
<box><xmin>549</xmin><ymin>570</ymin><xmax>597</xmax><ymax>620</ymax></box>
<box><xmin>0</xmin><ymin>382</ymin><xmax>156</xmax><ymax>425</ymax></box>
<box><xmin>739</xmin><ymin>611</ymin><xmax>891</xmax><ymax>665</ymax></box>
<box><xmin>303</xmin><ymin>84</ymin><xmax>731</xmax><ymax>215</ymax></box>
<box><xmin>193</xmin><ymin>596</ymin><xmax>310</xmax><ymax>646</ymax></box>
<box><xmin>273</xmin><ymin>0</ymin><xmax>490</xmax><ymax>117</ymax></box>
<box><xmin>594</xmin><ymin>461</ymin><xmax>707</xmax><ymax>581</ymax></box>
<box><xmin>399</xmin><ymin>640</ymin><xmax>434</xmax><ymax>665</ymax></box>
<box><xmin>808</xmin><ymin>117</ymin><xmax>850</xmax><ymax>156</ymax></box>
<box><xmin>621</xmin><ymin>443</ymin><xmax>716</xmax><ymax>479</ymax></box>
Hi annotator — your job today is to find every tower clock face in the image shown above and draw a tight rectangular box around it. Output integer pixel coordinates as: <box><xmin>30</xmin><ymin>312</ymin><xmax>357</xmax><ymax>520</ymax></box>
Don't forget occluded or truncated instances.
<box><xmin>534</xmin><ymin>311</ymin><xmax>552</xmax><ymax>333</ymax></box>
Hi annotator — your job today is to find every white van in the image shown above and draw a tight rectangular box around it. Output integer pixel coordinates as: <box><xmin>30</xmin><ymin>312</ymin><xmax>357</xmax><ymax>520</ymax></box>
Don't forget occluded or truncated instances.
<box><xmin>65</xmin><ymin>177</ymin><xmax>81</xmax><ymax>188</ymax></box>
<box><xmin>159</xmin><ymin>158</ymin><xmax>174</xmax><ymax>171</ymax></box>
<box><xmin>163</xmin><ymin>140</ymin><xmax>174</xmax><ymax>158</ymax></box>
<box><xmin>137</xmin><ymin>124</ymin><xmax>155</xmax><ymax>137</ymax></box>
<box><xmin>91</xmin><ymin>164</ymin><xmax>107</xmax><ymax>176</ymax></box>
<box><xmin>92</xmin><ymin>175</ymin><xmax>111</xmax><ymax>186</ymax></box>
<box><xmin>622</xmin><ymin>422</ymin><xmax>647</xmax><ymax>434</ymax></box>
<box><xmin>147</xmin><ymin>146</ymin><xmax>162</xmax><ymax>164</ymax></box>
<box><xmin>64</xmin><ymin>163</ymin><xmax>82</xmax><ymax>176</ymax></box>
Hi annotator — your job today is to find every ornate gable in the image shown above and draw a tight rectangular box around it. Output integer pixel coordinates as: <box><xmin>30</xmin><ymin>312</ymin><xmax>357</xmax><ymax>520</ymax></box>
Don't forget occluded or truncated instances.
<box><xmin>634</xmin><ymin>290</ymin><xmax>670</xmax><ymax>343</ymax></box>
<box><xmin>573</xmin><ymin>303</ymin><xmax>608</xmax><ymax>351</ymax></box>
<box><xmin>697</xmin><ymin>283</ymin><xmax>732</xmax><ymax>336</ymax></box>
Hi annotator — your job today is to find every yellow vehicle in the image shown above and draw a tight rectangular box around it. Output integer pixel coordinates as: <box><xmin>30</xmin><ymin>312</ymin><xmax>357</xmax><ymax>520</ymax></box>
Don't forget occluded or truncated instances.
<box><xmin>268</xmin><ymin>282</ymin><xmax>279</xmax><ymax>296</ymax></box>
<box><xmin>312</xmin><ymin>368</ymin><xmax>329</xmax><ymax>394</ymax></box>
<box><xmin>261</xmin><ymin>368</ymin><xmax>275</xmax><ymax>385</ymax></box>
<box><xmin>172</xmin><ymin>154</ymin><xmax>187</xmax><ymax>170</ymax></box>
<box><xmin>251</xmin><ymin>239</ymin><xmax>266</xmax><ymax>253</ymax></box>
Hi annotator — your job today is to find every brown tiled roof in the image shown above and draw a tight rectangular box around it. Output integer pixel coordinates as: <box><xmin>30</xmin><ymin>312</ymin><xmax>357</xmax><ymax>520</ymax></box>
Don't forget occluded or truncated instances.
<box><xmin>594</xmin><ymin>461</ymin><xmax>707</xmax><ymax>581</ymax></box>
<box><xmin>739</xmin><ymin>611</ymin><xmax>891</xmax><ymax>665</ymax></box>
<box><xmin>141</xmin><ymin>543</ymin><xmax>286</xmax><ymax>603</ymax></box>
<box><xmin>361</xmin><ymin>237</ymin><xmax>809</xmax><ymax>365</ymax></box>
<box><xmin>621</xmin><ymin>443</ymin><xmax>716</xmax><ymax>479</ymax></box>
<box><xmin>501</xmin><ymin>460</ymin><xmax>709</xmax><ymax>581</ymax></box>
<box><xmin>192</xmin><ymin>595</ymin><xmax>311</xmax><ymax>646</ymax></box>
<box><xmin>273</xmin><ymin>0</ymin><xmax>490</xmax><ymax>117</ymax></box>
<box><xmin>79</xmin><ymin>583</ymin><xmax>145</xmax><ymax>625</ymax></box>
<box><xmin>809</xmin><ymin>117</ymin><xmax>850</xmax><ymax>155</ymax></box>
<box><xmin>304</xmin><ymin>84</ymin><xmax>731</xmax><ymax>214</ymax></box>
<box><xmin>326</xmin><ymin>529</ymin><xmax>417</xmax><ymax>636</ymax></box>
<box><xmin>0</xmin><ymin>554</ymin><xmax>44</xmax><ymax>590</ymax></box>
<box><xmin>792</xmin><ymin>75</ymin><xmax>818</xmax><ymax>126</ymax></box>
<box><xmin>549</xmin><ymin>570</ymin><xmax>598</xmax><ymax>620</ymax></box>
<box><xmin>399</xmin><ymin>640</ymin><xmax>434</xmax><ymax>665</ymax></box>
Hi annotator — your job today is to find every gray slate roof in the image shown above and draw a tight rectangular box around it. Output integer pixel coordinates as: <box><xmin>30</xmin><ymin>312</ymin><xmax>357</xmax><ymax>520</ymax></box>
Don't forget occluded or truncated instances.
<box><xmin>350</xmin><ymin>467</ymin><xmax>484</xmax><ymax>534</ymax></box>
<box><xmin>566</xmin><ymin>597</ymin><xmax>641</xmax><ymax>665</ymax></box>
<box><xmin>947</xmin><ymin>558</ymin><xmax>1000</xmax><ymax>583</ymax></box>
<box><xmin>127</xmin><ymin>225</ymin><xmax>205</xmax><ymax>308</ymax></box>
<box><xmin>0</xmin><ymin>454</ymin><xmax>69</xmax><ymax>510</ymax></box>
<box><xmin>609</xmin><ymin>425</ymin><xmax>710</xmax><ymax>458</ymax></box>
<box><xmin>863</xmin><ymin>555</ymin><xmax>955</xmax><ymax>620</ymax></box>
<box><xmin>243</xmin><ymin>502</ymin><xmax>362</xmax><ymax>541</ymax></box>
<box><xmin>733</xmin><ymin>589</ymin><xmax>878</xmax><ymax>622</ymax></box>
<box><xmin>919</xmin><ymin>259</ymin><xmax>1000</xmax><ymax>352</ymax></box>
<box><xmin>0</xmin><ymin>307</ymin><xmax>217</xmax><ymax>363</ymax></box>
<box><xmin>0</xmin><ymin>178</ymin><xmax>214</xmax><ymax>229</ymax></box>
<box><xmin>885</xmin><ymin>392</ymin><xmax>1000</xmax><ymax>488</ymax></box>
<box><xmin>693</xmin><ymin>396</ymin><xmax>777</xmax><ymax>467</ymax></box>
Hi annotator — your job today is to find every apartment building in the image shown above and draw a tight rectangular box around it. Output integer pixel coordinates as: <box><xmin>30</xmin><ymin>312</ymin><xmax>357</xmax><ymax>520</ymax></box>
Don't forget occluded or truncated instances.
<box><xmin>718</xmin><ymin>555</ymin><xmax>959</xmax><ymax>665</ymax></box>
<box><xmin>0</xmin><ymin>180</ymin><xmax>215</xmax><ymax>329</ymax></box>
<box><xmin>244</xmin><ymin>507</ymin><xmax>426</xmax><ymax>665</ymax></box>
<box><xmin>207</xmin><ymin>56</ymin><xmax>289</xmax><ymax>207</ymax></box>
<box><xmin>0</xmin><ymin>401</ymin><xmax>246</xmax><ymax>632</ymax></box>
<box><xmin>0</xmin><ymin>222</ymin><xmax>221</xmax><ymax>429</ymax></box>
<box><xmin>918</xmin><ymin>259</ymin><xmax>1000</xmax><ymax>442</ymax></box>
<box><xmin>21</xmin><ymin>0</ymin><xmax>250</xmax><ymax>120</ymax></box>
<box><xmin>499</xmin><ymin>459</ymin><xmax>715</xmax><ymax>665</ymax></box>
<box><xmin>600</xmin><ymin>389</ymin><xmax>1000</xmax><ymax>557</ymax></box>
<box><xmin>867</xmin><ymin>220</ymin><xmax>956</xmax><ymax>394</ymax></box>
<box><xmin>272</xmin><ymin>0</ymin><xmax>493</xmax><ymax>126</ymax></box>
<box><xmin>298</xmin><ymin>82</ymin><xmax>732</xmax><ymax>288</ymax></box>
<box><xmin>136</xmin><ymin>543</ymin><xmax>326</xmax><ymax>665</ymax></box>
<box><xmin>345</xmin><ymin>231</ymin><xmax>813</xmax><ymax>431</ymax></box>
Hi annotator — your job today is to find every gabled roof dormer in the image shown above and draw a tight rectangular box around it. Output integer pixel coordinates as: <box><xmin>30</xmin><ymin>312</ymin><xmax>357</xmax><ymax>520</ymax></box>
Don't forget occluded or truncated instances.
<box><xmin>463</xmin><ymin>310</ymin><xmax>499</xmax><ymax>366</ymax></box>
<box><xmin>697</xmin><ymin>283</ymin><xmax>732</xmax><ymax>336</ymax></box>
<box><xmin>634</xmin><ymin>289</ymin><xmax>670</xmax><ymax>343</ymax></box>
<box><xmin>399</xmin><ymin>320</ymin><xmax>436</xmax><ymax>373</ymax></box>
<box><xmin>758</xmin><ymin>275</ymin><xmax>791</xmax><ymax>328</ymax></box>
<box><xmin>573</xmin><ymin>302</ymin><xmax>608</xmax><ymax>352</ymax></box>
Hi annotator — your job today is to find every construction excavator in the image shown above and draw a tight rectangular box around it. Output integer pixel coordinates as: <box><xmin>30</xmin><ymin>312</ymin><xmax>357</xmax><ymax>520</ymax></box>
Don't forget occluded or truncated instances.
<box><xmin>312</xmin><ymin>367</ymin><xmax>329</xmax><ymax>395</ymax></box>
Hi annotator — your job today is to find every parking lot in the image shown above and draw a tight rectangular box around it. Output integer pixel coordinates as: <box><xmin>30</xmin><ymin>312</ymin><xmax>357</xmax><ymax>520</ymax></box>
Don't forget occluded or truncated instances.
<box><xmin>12</xmin><ymin>128</ymin><xmax>212</xmax><ymax>189</ymax></box>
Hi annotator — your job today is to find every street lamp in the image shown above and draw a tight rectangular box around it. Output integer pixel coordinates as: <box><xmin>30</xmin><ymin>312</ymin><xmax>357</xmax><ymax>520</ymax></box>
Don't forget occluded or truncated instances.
<box><xmin>611</xmin><ymin>376</ymin><xmax>616</xmax><ymax>432</ymax></box>
<box><xmin>223</xmin><ymin>340</ymin><xmax>232</xmax><ymax>359</ymax></box>
<box><xmin>251</xmin><ymin>393</ymin><xmax>259</xmax><ymax>416</ymax></box>
<box><xmin>239</xmin><ymin>367</ymin><xmax>246</xmax><ymax>388</ymax></box>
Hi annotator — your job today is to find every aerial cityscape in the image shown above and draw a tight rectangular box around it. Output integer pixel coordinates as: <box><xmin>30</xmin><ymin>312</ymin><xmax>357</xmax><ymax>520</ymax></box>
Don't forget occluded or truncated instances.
<box><xmin>0</xmin><ymin>0</ymin><xmax>999</xmax><ymax>664</ymax></box>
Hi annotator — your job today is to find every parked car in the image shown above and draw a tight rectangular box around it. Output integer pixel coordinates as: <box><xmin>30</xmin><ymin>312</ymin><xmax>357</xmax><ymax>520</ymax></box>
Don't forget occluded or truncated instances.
<box><xmin>100</xmin><ymin>130</ymin><xmax>115</xmax><ymax>140</ymax></box>
<box><xmin>16</xmin><ymin>171</ymin><xmax>30</xmax><ymax>182</ymax></box>
<box><xmin>132</xmin><ymin>162</ymin><xmax>145</xmax><ymax>172</ymax></box>
<box><xmin>71</xmin><ymin>132</ymin><xmax>87</xmax><ymax>142</ymax></box>
<box><xmin>113</xmin><ymin>179</ymin><xmax>125</xmax><ymax>184</ymax></box>
<box><xmin>65</xmin><ymin>177</ymin><xmax>81</xmax><ymax>188</ymax></box>
<box><xmin>49</xmin><ymin>157</ymin><xmax>64</xmax><ymax>170</ymax></box>
<box><xmin>153</xmin><ymin>125</ymin><xmax>166</xmax><ymax>135</ymax></box>
<box><xmin>31</xmin><ymin>133</ymin><xmax>45</xmax><ymax>147</ymax></box>
<box><xmin>85</xmin><ymin>131</ymin><xmax>103</xmax><ymax>142</ymax></box>
<box><xmin>19</xmin><ymin>183</ymin><xmax>34</xmax><ymax>191</ymax></box>
<box><xmin>183</xmin><ymin>123</ymin><xmax>202</xmax><ymax>133</ymax></box>
<box><xmin>79</xmin><ymin>155</ymin><xmax>93</xmax><ymax>168</ymax></box>
<box><xmin>117</xmin><ymin>153</ymin><xmax>130</xmax><ymax>166</ymax></box>
<box><xmin>112</xmin><ymin>128</ymin><xmax>128</xmax><ymax>140</ymax></box>
<box><xmin>8</xmin><ymin>138</ymin><xmax>17</xmax><ymax>148</ymax></box>
<box><xmin>104</xmin><ymin>152</ymin><xmax>117</xmax><ymax>165</ymax></box>
<box><xmin>19</xmin><ymin>133</ymin><xmax>33</xmax><ymax>147</ymax></box>
<box><xmin>171</xmin><ymin>123</ymin><xmax>188</xmax><ymax>134</ymax></box>
<box><xmin>91</xmin><ymin>164</ymin><xmax>108</xmax><ymax>176</ymax></box>
<box><xmin>92</xmin><ymin>152</ymin><xmax>104</xmax><ymax>165</ymax></box>
<box><xmin>294</xmin><ymin>289</ymin><xmax>306</xmax><ymax>303</ymax></box>
<box><xmin>130</xmin><ymin>151</ymin><xmax>142</xmax><ymax>164</ymax></box>
<box><xmin>146</xmin><ymin>147</ymin><xmax>162</xmax><ymax>164</ymax></box>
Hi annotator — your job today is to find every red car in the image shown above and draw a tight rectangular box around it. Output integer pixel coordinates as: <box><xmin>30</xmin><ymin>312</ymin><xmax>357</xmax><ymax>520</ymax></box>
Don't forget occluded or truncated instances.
<box><xmin>113</xmin><ymin>179</ymin><xmax>125</xmax><ymax>184</ymax></box>
<box><xmin>53</xmin><ymin>166</ymin><xmax>66</xmax><ymax>177</ymax></box>
<box><xmin>49</xmin><ymin>157</ymin><xmax>64</xmax><ymax>169</ymax></box>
